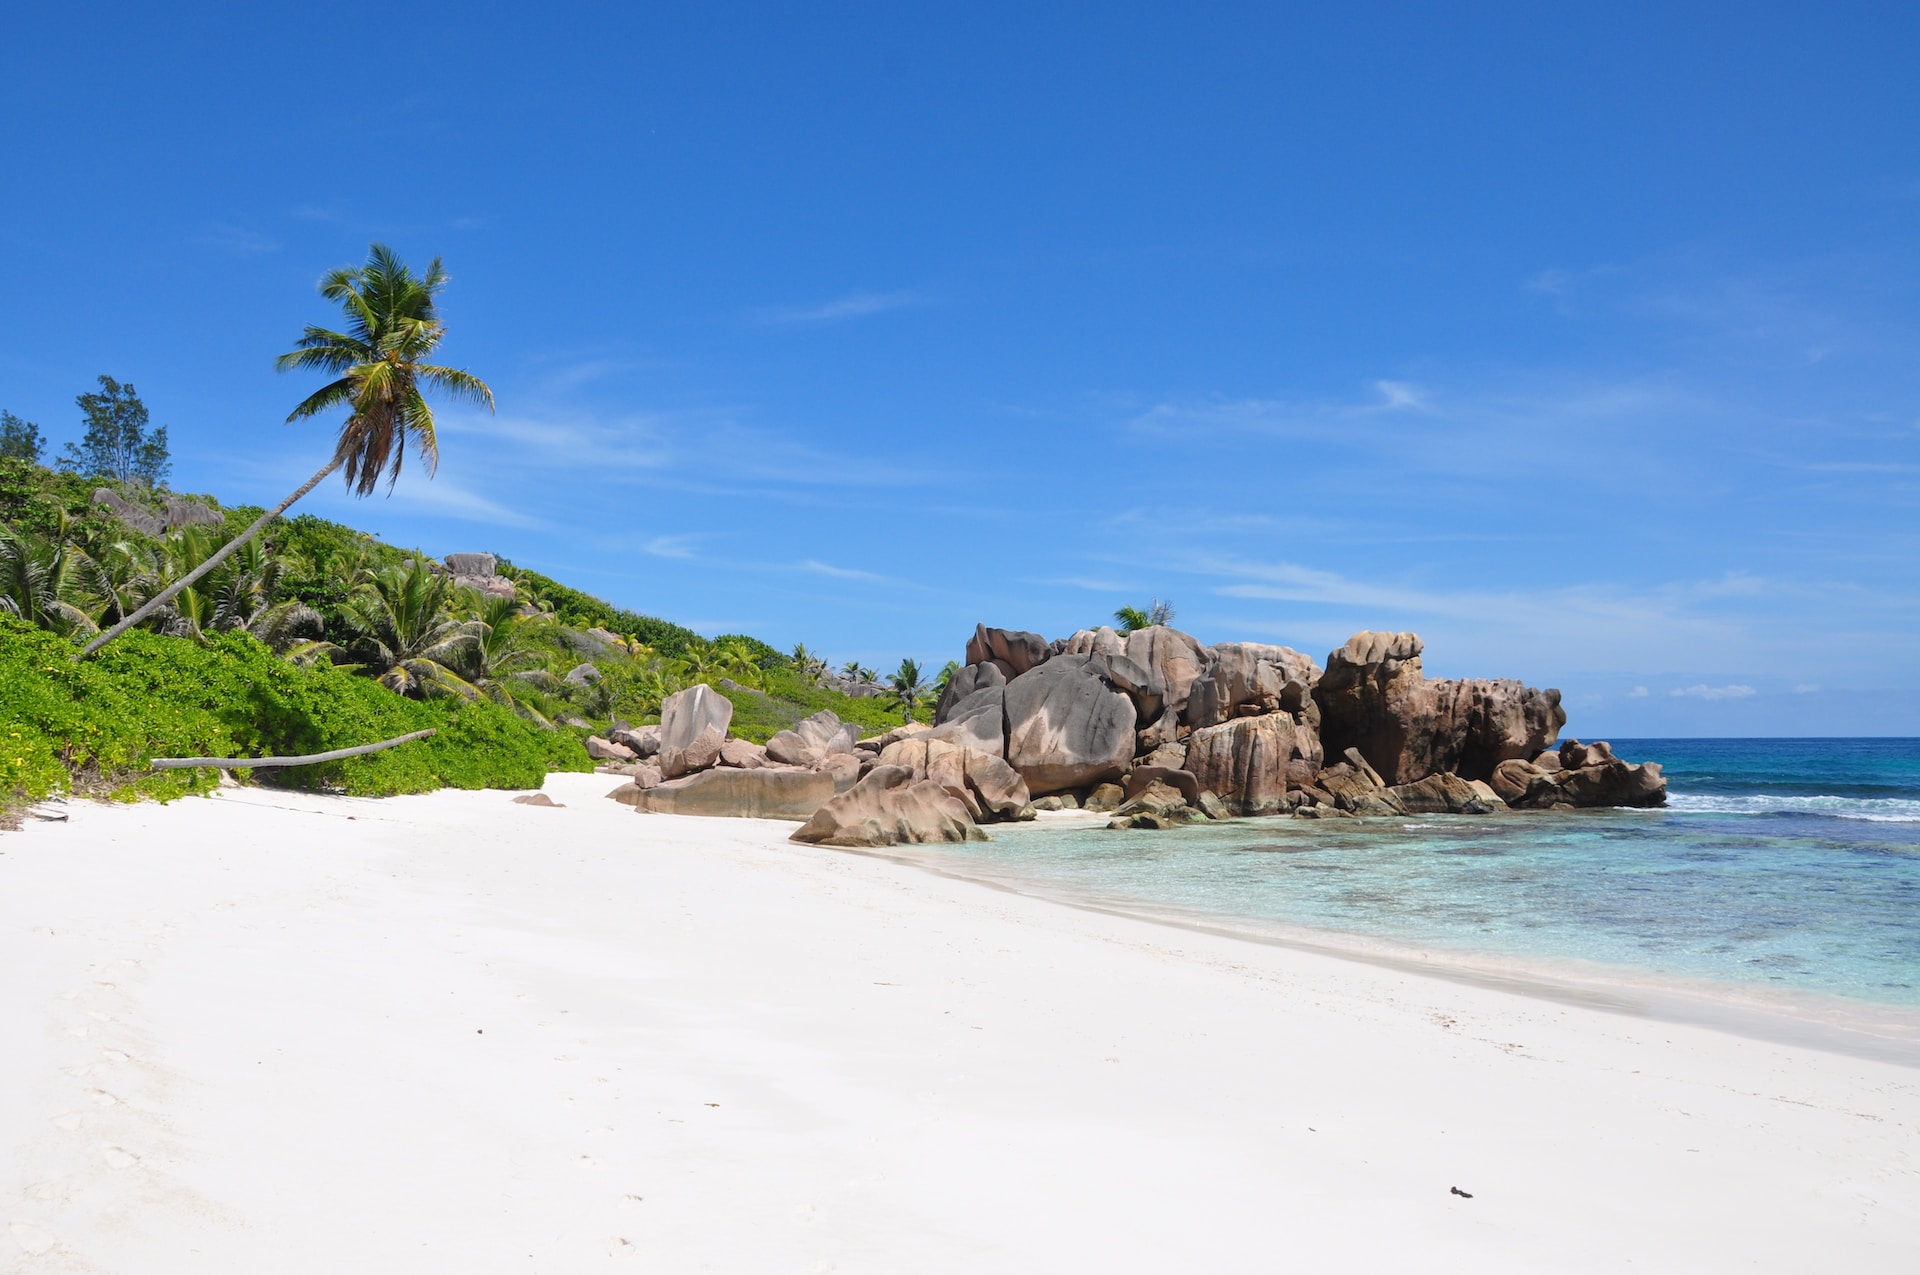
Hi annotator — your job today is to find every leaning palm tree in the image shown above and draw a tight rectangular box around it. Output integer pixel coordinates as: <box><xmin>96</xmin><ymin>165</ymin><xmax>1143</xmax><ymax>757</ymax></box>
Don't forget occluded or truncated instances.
<box><xmin>80</xmin><ymin>243</ymin><xmax>493</xmax><ymax>656</ymax></box>
<box><xmin>886</xmin><ymin>657</ymin><xmax>928</xmax><ymax>721</ymax></box>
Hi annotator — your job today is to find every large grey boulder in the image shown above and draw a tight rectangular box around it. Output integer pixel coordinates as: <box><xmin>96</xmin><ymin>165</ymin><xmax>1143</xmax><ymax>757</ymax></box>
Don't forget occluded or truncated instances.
<box><xmin>1003</xmin><ymin>655</ymin><xmax>1138</xmax><ymax>795</ymax></box>
<box><xmin>658</xmin><ymin>684</ymin><xmax>735</xmax><ymax>778</ymax></box>
<box><xmin>932</xmin><ymin>660</ymin><xmax>1010</xmax><ymax>724</ymax></box>
<box><xmin>1122</xmin><ymin>765</ymin><xmax>1202</xmax><ymax>806</ymax></box>
<box><xmin>1184</xmin><ymin>712</ymin><xmax>1321</xmax><ymax>816</ymax></box>
<box><xmin>718</xmin><ymin>738</ymin><xmax>771</xmax><ymax>769</ymax></box>
<box><xmin>1316</xmin><ymin>760</ymin><xmax>1406</xmax><ymax>816</ymax></box>
<box><xmin>93</xmin><ymin>489</ymin><xmax>223</xmax><ymax>537</ymax></box>
<box><xmin>641</xmin><ymin>767</ymin><xmax>836</xmax><ymax>819</ymax></box>
<box><xmin>1079</xmin><ymin>652</ymin><xmax>1165</xmax><ymax>723</ymax></box>
<box><xmin>1313</xmin><ymin>631</ymin><xmax>1564</xmax><ymax>785</ymax></box>
<box><xmin>610</xmin><ymin>724</ymin><xmax>662</xmax><ymax>758</ymax></box>
<box><xmin>444</xmin><ymin>551</ymin><xmax>516</xmax><ymax>600</ymax></box>
<box><xmin>1060</xmin><ymin>626</ymin><xmax>1128</xmax><ymax>659</ymax></box>
<box><xmin>1500</xmin><ymin>752</ymin><xmax>1666</xmax><ymax>809</ymax></box>
<box><xmin>585</xmin><ymin>736</ymin><xmax>636</xmax><ymax>762</ymax></box>
<box><xmin>764</xmin><ymin>709</ymin><xmax>859</xmax><ymax>768</ymax></box>
<box><xmin>1553</xmin><ymin>759</ymin><xmax>1666</xmax><ymax>807</ymax></box>
<box><xmin>814</xmin><ymin>753</ymin><xmax>863</xmax><ymax>791</ymax></box>
<box><xmin>1387</xmin><ymin>772</ymin><xmax>1507</xmax><ymax>815</ymax></box>
<box><xmin>1119</xmin><ymin>626</ymin><xmax>1210</xmax><ymax>718</ymax></box>
<box><xmin>855</xmin><ymin>722</ymin><xmax>930</xmax><ymax>753</ymax></box>
<box><xmin>926</xmin><ymin>685</ymin><xmax>1006</xmax><ymax>755</ymax></box>
<box><xmin>790</xmin><ymin>765</ymin><xmax>988</xmax><ymax>846</ymax></box>
<box><xmin>877</xmin><ymin>737</ymin><xmax>1034</xmax><ymax>822</ymax></box>
<box><xmin>964</xmin><ymin>624</ymin><xmax>1051</xmax><ymax>676</ymax></box>
<box><xmin>1184</xmin><ymin>643</ymin><xmax>1320</xmax><ymax>729</ymax></box>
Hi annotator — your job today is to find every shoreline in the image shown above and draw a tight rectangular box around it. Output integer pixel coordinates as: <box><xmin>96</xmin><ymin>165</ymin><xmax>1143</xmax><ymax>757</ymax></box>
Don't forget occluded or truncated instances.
<box><xmin>872</xmin><ymin>817</ymin><xmax>1920</xmax><ymax>1069</ymax></box>
<box><xmin>860</xmin><ymin>836</ymin><xmax>1920</xmax><ymax>1068</ymax></box>
<box><xmin>5</xmin><ymin>773</ymin><xmax>1917</xmax><ymax>1269</ymax></box>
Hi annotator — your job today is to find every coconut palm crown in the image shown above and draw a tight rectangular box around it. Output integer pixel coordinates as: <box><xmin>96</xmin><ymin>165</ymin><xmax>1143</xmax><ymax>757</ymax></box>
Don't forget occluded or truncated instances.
<box><xmin>80</xmin><ymin>243</ymin><xmax>492</xmax><ymax>657</ymax></box>
<box><xmin>275</xmin><ymin>244</ymin><xmax>494</xmax><ymax>496</ymax></box>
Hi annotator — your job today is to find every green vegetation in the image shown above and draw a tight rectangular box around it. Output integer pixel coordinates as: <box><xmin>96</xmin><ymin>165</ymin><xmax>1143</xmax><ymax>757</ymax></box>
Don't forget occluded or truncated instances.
<box><xmin>86</xmin><ymin>243</ymin><xmax>494</xmax><ymax>656</ymax></box>
<box><xmin>493</xmin><ymin>562</ymin><xmax>705</xmax><ymax>655</ymax></box>
<box><xmin>2</xmin><ymin>245</ymin><xmax>937</xmax><ymax>820</ymax></box>
<box><xmin>1</xmin><ymin>411</ymin><xmax>45</xmax><ymax>463</ymax></box>
<box><xmin>1113</xmin><ymin>598</ymin><xmax>1175</xmax><ymax>632</ymax></box>
<box><xmin>0</xmin><ymin>618</ymin><xmax>591</xmax><ymax>819</ymax></box>
<box><xmin>886</xmin><ymin>657</ymin><xmax>929</xmax><ymax>718</ymax></box>
<box><xmin>717</xmin><ymin>666</ymin><xmax>926</xmax><ymax>744</ymax></box>
<box><xmin>59</xmin><ymin>377</ymin><xmax>170</xmax><ymax>488</ymax></box>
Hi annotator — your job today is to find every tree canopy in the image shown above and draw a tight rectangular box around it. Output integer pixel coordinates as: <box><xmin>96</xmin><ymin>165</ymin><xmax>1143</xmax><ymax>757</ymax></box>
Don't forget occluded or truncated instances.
<box><xmin>0</xmin><ymin>411</ymin><xmax>44</xmax><ymax>463</ymax></box>
<box><xmin>58</xmin><ymin>376</ymin><xmax>170</xmax><ymax>487</ymax></box>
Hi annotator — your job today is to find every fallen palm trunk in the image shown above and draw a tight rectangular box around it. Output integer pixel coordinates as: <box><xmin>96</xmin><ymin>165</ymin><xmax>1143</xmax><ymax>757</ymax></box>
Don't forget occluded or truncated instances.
<box><xmin>149</xmin><ymin>729</ymin><xmax>436</xmax><ymax>770</ymax></box>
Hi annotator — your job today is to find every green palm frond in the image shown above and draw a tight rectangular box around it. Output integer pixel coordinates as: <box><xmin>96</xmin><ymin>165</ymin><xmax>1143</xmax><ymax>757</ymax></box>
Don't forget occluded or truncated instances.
<box><xmin>276</xmin><ymin>243</ymin><xmax>493</xmax><ymax>498</ymax></box>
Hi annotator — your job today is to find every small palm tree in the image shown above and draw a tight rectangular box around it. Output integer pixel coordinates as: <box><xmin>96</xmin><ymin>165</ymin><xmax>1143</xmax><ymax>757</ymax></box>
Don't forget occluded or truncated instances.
<box><xmin>790</xmin><ymin>642</ymin><xmax>828</xmax><ymax>685</ymax></box>
<box><xmin>929</xmin><ymin>659</ymin><xmax>960</xmax><ymax>706</ymax></box>
<box><xmin>80</xmin><ymin>243</ymin><xmax>493</xmax><ymax>656</ymax></box>
<box><xmin>841</xmin><ymin>660</ymin><xmax>877</xmax><ymax>684</ymax></box>
<box><xmin>712</xmin><ymin>638</ymin><xmax>764</xmax><ymax>688</ymax></box>
<box><xmin>1113</xmin><ymin>598</ymin><xmax>1175</xmax><ymax>632</ymax></box>
<box><xmin>886</xmin><ymin>657</ymin><xmax>928</xmax><ymax>721</ymax></box>
<box><xmin>461</xmin><ymin>592</ymin><xmax>557</xmax><ymax>725</ymax></box>
<box><xmin>0</xmin><ymin>521</ymin><xmax>99</xmax><ymax>637</ymax></box>
<box><xmin>338</xmin><ymin>558</ymin><xmax>478</xmax><ymax>698</ymax></box>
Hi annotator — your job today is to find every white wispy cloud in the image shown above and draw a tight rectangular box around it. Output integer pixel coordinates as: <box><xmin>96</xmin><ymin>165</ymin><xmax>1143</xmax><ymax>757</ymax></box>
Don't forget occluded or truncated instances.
<box><xmin>1026</xmin><ymin>576</ymin><xmax>1136</xmax><ymax>593</ymax></box>
<box><xmin>1374</xmin><ymin>380</ymin><xmax>1428</xmax><ymax>410</ymax></box>
<box><xmin>643</xmin><ymin>536</ymin><xmax>699</xmax><ymax>559</ymax></box>
<box><xmin>436</xmin><ymin>406</ymin><xmax>941</xmax><ymax>492</ymax></box>
<box><xmin>759</xmin><ymin>290</ymin><xmax>924</xmax><ymax>324</ymax></box>
<box><xmin>1122</xmin><ymin>373</ymin><xmax>1700</xmax><ymax>458</ymax></box>
<box><xmin>796</xmin><ymin>559</ymin><xmax>900</xmax><ymax>584</ymax></box>
<box><xmin>1669</xmin><ymin>684</ymin><xmax>1757</xmax><ymax>700</ymax></box>
<box><xmin>373</xmin><ymin>474</ymin><xmax>543</xmax><ymax>528</ymax></box>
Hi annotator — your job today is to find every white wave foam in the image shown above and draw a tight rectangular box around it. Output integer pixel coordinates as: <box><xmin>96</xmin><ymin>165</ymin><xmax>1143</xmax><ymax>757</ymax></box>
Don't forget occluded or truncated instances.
<box><xmin>1666</xmin><ymin>793</ymin><xmax>1920</xmax><ymax>823</ymax></box>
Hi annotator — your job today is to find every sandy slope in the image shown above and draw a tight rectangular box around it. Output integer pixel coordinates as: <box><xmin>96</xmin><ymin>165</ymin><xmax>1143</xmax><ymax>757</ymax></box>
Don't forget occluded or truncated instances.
<box><xmin>2</xmin><ymin>772</ymin><xmax>1915</xmax><ymax>1273</ymax></box>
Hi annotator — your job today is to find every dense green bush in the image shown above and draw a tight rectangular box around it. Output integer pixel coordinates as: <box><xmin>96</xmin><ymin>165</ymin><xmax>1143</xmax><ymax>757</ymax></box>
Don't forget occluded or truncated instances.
<box><xmin>0</xmin><ymin>618</ymin><xmax>592</xmax><ymax>815</ymax></box>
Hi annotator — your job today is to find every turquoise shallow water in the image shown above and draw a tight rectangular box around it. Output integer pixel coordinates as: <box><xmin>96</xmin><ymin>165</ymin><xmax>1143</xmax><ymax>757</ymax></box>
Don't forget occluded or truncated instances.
<box><xmin>927</xmin><ymin>739</ymin><xmax>1920</xmax><ymax>1009</ymax></box>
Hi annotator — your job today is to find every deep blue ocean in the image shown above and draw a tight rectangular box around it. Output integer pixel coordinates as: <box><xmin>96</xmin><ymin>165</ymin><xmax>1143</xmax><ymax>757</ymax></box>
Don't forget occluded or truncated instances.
<box><xmin>933</xmin><ymin>739</ymin><xmax>1920</xmax><ymax>1010</ymax></box>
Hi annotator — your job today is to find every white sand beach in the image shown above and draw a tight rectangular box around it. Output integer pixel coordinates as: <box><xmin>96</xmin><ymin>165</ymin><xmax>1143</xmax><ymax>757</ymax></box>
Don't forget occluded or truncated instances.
<box><xmin>4</xmin><ymin>772</ymin><xmax>1916</xmax><ymax>1272</ymax></box>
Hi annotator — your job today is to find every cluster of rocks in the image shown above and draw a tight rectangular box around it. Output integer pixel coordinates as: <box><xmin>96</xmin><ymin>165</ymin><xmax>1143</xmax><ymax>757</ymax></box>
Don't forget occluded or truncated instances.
<box><xmin>921</xmin><ymin>622</ymin><xmax>1665</xmax><ymax>830</ymax></box>
<box><xmin>92</xmin><ymin>488</ymin><xmax>223</xmax><ymax>537</ymax></box>
<box><xmin>591</xmin><ymin>685</ymin><xmax>1037</xmax><ymax>842</ymax></box>
<box><xmin>591</xmin><ymin>621</ymin><xmax>1664</xmax><ymax>849</ymax></box>
<box><xmin>439</xmin><ymin>552</ymin><xmax>517</xmax><ymax>601</ymax></box>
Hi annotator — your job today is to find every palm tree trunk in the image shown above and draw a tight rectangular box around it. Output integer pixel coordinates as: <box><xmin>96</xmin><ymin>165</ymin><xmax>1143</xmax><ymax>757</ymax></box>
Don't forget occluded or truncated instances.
<box><xmin>79</xmin><ymin>455</ymin><xmax>344</xmax><ymax>658</ymax></box>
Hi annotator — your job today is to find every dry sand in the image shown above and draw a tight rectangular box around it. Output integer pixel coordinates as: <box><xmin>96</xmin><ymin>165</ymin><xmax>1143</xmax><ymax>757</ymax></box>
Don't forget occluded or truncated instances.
<box><xmin>3</xmin><ymin>771</ymin><xmax>1916</xmax><ymax>1272</ymax></box>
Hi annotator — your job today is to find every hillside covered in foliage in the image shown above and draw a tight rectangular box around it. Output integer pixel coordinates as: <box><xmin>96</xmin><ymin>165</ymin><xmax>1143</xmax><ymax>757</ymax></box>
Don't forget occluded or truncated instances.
<box><xmin>0</xmin><ymin>458</ymin><xmax>942</xmax><ymax>818</ymax></box>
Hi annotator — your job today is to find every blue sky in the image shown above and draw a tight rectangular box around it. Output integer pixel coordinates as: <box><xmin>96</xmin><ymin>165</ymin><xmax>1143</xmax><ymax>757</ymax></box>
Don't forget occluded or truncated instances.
<box><xmin>3</xmin><ymin>2</ymin><xmax>1916</xmax><ymax>735</ymax></box>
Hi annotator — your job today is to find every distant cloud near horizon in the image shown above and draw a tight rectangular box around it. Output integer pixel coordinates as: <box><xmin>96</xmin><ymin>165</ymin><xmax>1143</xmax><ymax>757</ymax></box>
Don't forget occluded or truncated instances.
<box><xmin>1670</xmin><ymin>684</ymin><xmax>1757</xmax><ymax>700</ymax></box>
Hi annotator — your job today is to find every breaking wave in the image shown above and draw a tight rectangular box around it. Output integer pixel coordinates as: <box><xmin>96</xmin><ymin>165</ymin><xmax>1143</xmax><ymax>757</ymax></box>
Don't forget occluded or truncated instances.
<box><xmin>1665</xmin><ymin>793</ymin><xmax>1920</xmax><ymax>823</ymax></box>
